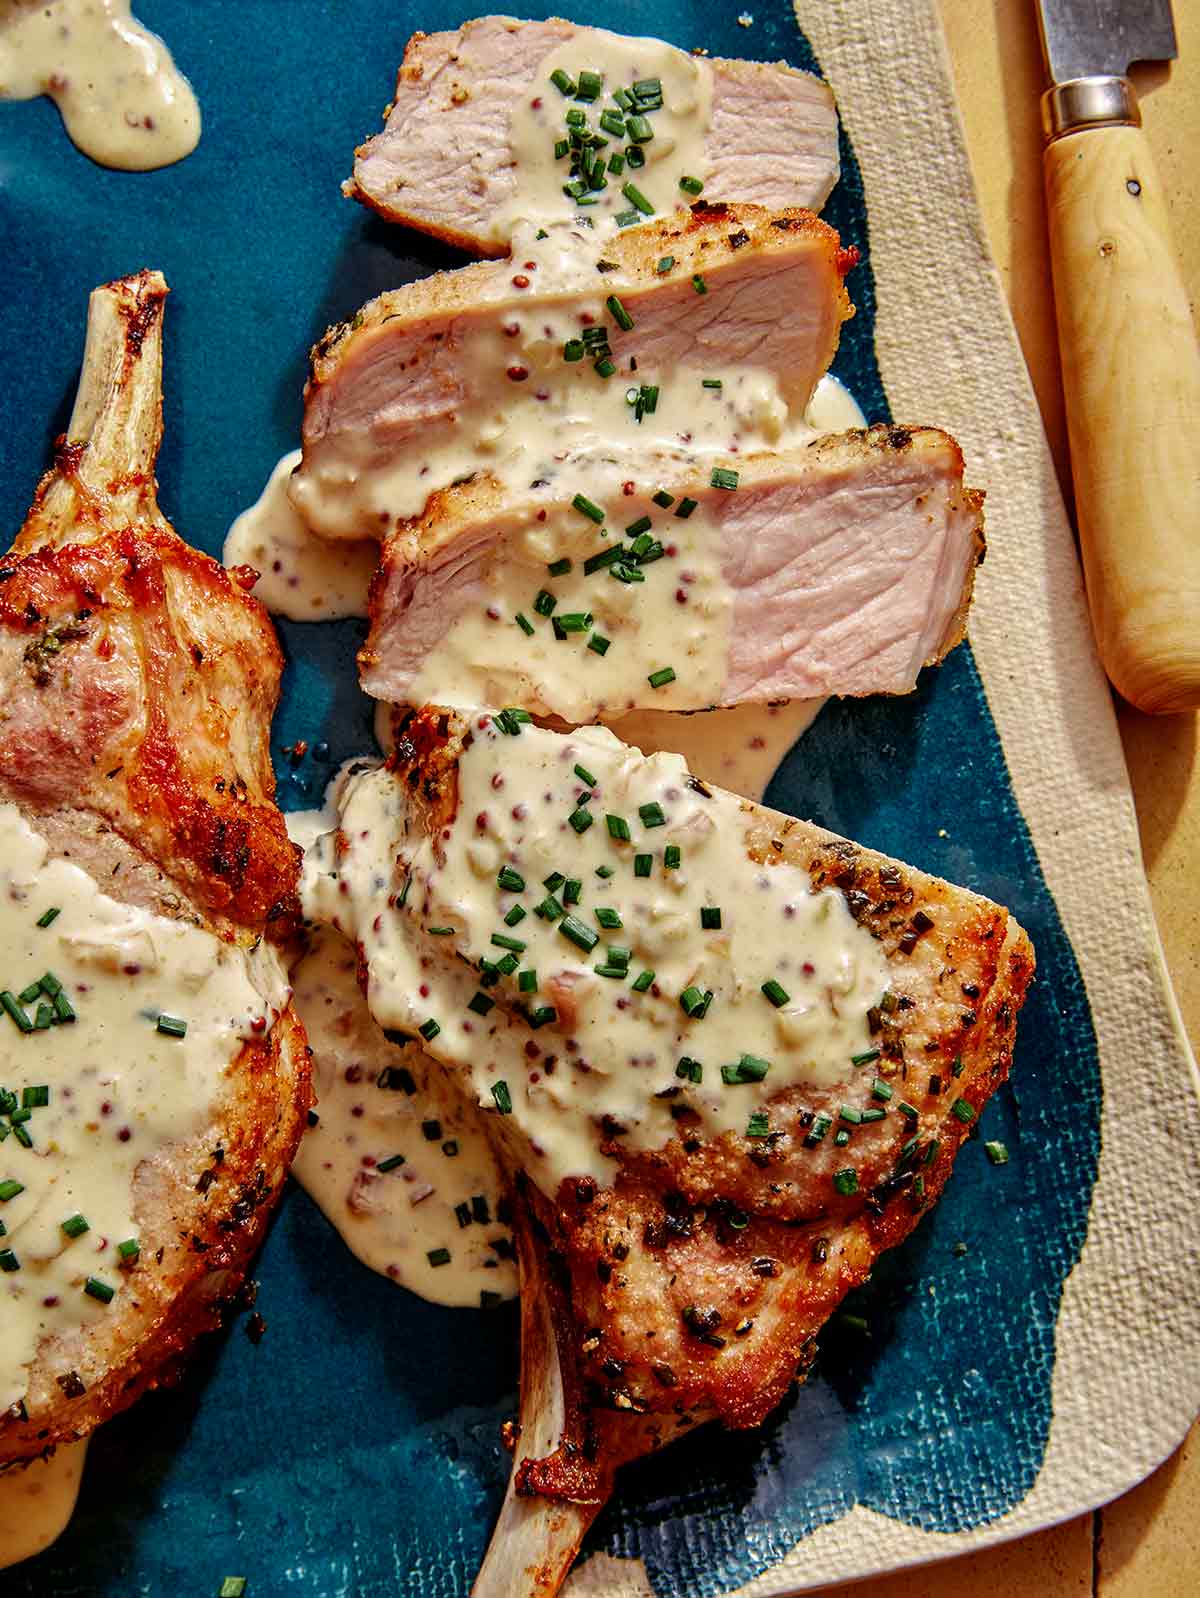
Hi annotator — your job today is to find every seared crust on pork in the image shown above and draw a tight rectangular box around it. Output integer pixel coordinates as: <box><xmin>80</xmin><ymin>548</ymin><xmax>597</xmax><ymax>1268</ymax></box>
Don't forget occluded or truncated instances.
<box><xmin>0</xmin><ymin>272</ymin><xmax>310</xmax><ymax>1469</ymax></box>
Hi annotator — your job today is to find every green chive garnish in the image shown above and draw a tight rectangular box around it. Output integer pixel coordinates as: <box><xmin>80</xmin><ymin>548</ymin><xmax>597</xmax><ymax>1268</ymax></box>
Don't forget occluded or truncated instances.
<box><xmin>22</xmin><ymin>1085</ymin><xmax>48</xmax><ymax>1108</ymax></box>
<box><xmin>583</xmin><ymin>545</ymin><xmax>622</xmax><ymax>575</ymax></box>
<box><xmin>746</xmin><ymin>1112</ymin><xmax>771</xmax><ymax>1139</ymax></box>
<box><xmin>679</xmin><ymin>175</ymin><xmax>704</xmax><ymax>195</ymax></box>
<box><xmin>851</xmin><ymin>1049</ymin><xmax>880</xmax><ymax>1066</ymax></box>
<box><xmin>634</xmin><ymin>853</ymin><xmax>652</xmax><ymax>877</ymax></box>
<box><xmin>427</xmin><ymin>1247</ymin><xmax>452</xmax><ymax>1267</ymax></box>
<box><xmin>762</xmin><ymin>979</ymin><xmax>790</xmax><ymax>1007</ymax></box>
<box><xmin>419</xmin><ymin>1018</ymin><xmax>441</xmax><ymax>1041</ymax></box>
<box><xmin>559</xmin><ymin>914</ymin><xmax>599</xmax><ymax>953</ymax></box>
<box><xmin>515</xmin><ymin>612</ymin><xmax>535</xmax><ymax>636</ymax></box>
<box><xmin>518</xmin><ymin>970</ymin><xmax>537</xmax><ymax>993</ymax></box>
<box><xmin>572</xmin><ymin>493</ymin><xmax>605</xmax><ymax>524</ymax></box>
<box><xmin>702</xmin><ymin>377</ymin><xmax>723</xmax><ymax>389</ymax></box>
<box><xmin>117</xmin><ymin>1238</ymin><xmax>140</xmax><ymax>1263</ymax></box>
<box><xmin>638</xmin><ymin>802</ymin><xmax>666</xmax><ymax>828</ymax></box>
<box><xmin>621</xmin><ymin>181</ymin><xmax>654</xmax><ymax>215</ymax></box>
<box><xmin>898</xmin><ymin>1100</ymin><xmax>919</xmax><ymax>1120</ymax></box>
<box><xmin>720</xmin><ymin>1054</ymin><xmax>770</xmax><ymax>1084</ymax></box>
<box><xmin>377</xmin><ymin>1154</ymin><xmax>406</xmax><ymax>1173</ymax></box>
<box><xmin>533</xmin><ymin>589</ymin><xmax>557</xmax><ymax>616</ymax></box>
<box><xmin>691</xmin><ymin>274</ymin><xmax>708</xmax><ymax>294</ymax></box>
<box><xmin>1</xmin><ymin>993</ymin><xmax>33</xmax><ymax>1033</ymax></box>
<box><xmin>556</xmin><ymin>611</ymin><xmax>592</xmax><ymax>633</ymax></box>
<box><xmin>656</xmin><ymin>255</ymin><xmax>675</xmax><ymax>275</ymax></box>
<box><xmin>498</xmin><ymin>866</ymin><xmax>525</xmax><ymax>892</ymax></box>
<box><xmin>156</xmin><ymin>1014</ymin><xmax>187</xmax><ymax>1039</ymax></box>
<box><xmin>504</xmin><ymin>904</ymin><xmax>527</xmax><ymax>927</ymax></box>
<box><xmin>593</xmin><ymin>356</ymin><xmax>616</xmax><ymax>377</ymax></box>
<box><xmin>606</xmin><ymin>294</ymin><xmax>634</xmax><ymax>331</ymax></box>
<box><xmin>625</xmin><ymin>514</ymin><xmax>652</xmax><ymax>537</ymax></box>
<box><xmin>544</xmin><ymin>872</ymin><xmax>565</xmax><ymax>892</ymax></box>
<box><xmin>219</xmin><ymin>1580</ymin><xmax>248</xmax><ymax>1598</ymax></box>
<box><xmin>951</xmin><ymin>1098</ymin><xmax>976</xmax><ymax>1124</ymax></box>
<box><xmin>492</xmin><ymin>1081</ymin><xmax>513</xmax><ymax>1114</ymax></box>
<box><xmin>550</xmin><ymin>68</ymin><xmax>576</xmax><ymax>95</ymax></box>
<box><xmin>676</xmin><ymin>1056</ymin><xmax>702</xmax><ymax>1083</ymax></box>
<box><xmin>563</xmin><ymin>878</ymin><xmax>582</xmax><ymax>904</ymax></box>
<box><xmin>576</xmin><ymin>68</ymin><xmax>603</xmax><ymax>100</ymax></box>
<box><xmin>700</xmin><ymin>907</ymin><xmax>722</xmax><ymax>930</ymax></box>
<box><xmin>574</xmin><ymin>763</ymin><xmax>597</xmax><ymax>786</ymax></box>
<box><xmin>428</xmin><ymin>926</ymin><xmax>454</xmax><ymax>936</ymax></box>
<box><xmin>548</xmin><ymin>557</ymin><xmax>572</xmax><ymax>577</ymax></box>
<box><xmin>0</xmin><ymin>1180</ymin><xmax>24</xmax><ymax>1201</ymax></box>
<box><xmin>467</xmin><ymin>992</ymin><xmax>494</xmax><ymax>1016</ymax></box>
<box><xmin>647</xmin><ymin>667</ymin><xmax>676</xmax><ymax>689</ymax></box>
<box><xmin>625</xmin><ymin>113</ymin><xmax>653</xmax><ymax>143</ymax></box>
<box><xmin>61</xmin><ymin>1214</ymin><xmax>90</xmax><ymax>1239</ymax></box>
<box><xmin>833</xmin><ymin>1168</ymin><xmax>859</xmax><ymax>1196</ymax></box>
<box><xmin>0</xmin><ymin>1248</ymin><xmax>20</xmax><ymax>1272</ymax></box>
<box><xmin>563</xmin><ymin>338</ymin><xmax>585</xmax><ymax>362</ymax></box>
<box><xmin>83</xmin><ymin>1277</ymin><xmax>115</xmax><ymax>1304</ymax></box>
<box><xmin>804</xmin><ymin>1113</ymin><xmax>832</xmax><ymax>1147</ymax></box>
<box><xmin>664</xmin><ymin>844</ymin><xmax>681</xmax><ymax>868</ymax></box>
<box><xmin>19</xmin><ymin>982</ymin><xmax>41</xmax><ymax>1006</ymax></box>
<box><xmin>872</xmin><ymin>1078</ymin><xmax>893</xmax><ymax>1102</ymax></box>
<box><xmin>594</xmin><ymin>906</ymin><xmax>622</xmax><ymax>930</ymax></box>
<box><xmin>632</xmin><ymin>970</ymin><xmax>655</xmax><ymax>992</ymax></box>
<box><xmin>606</xmin><ymin>814</ymin><xmax>631</xmax><ymax>841</ymax></box>
<box><xmin>36</xmin><ymin>907</ymin><xmax>61</xmax><ymax>928</ymax></box>
<box><xmin>491</xmin><ymin>933</ymin><xmax>526</xmax><ymax>953</ymax></box>
<box><xmin>568</xmin><ymin>806</ymin><xmax>594</xmax><ymax>834</ymax></box>
<box><xmin>985</xmin><ymin>1140</ymin><xmax>1010</xmax><ymax>1165</ymax></box>
<box><xmin>674</xmin><ymin>497</ymin><xmax>698</xmax><ymax>518</ymax></box>
<box><xmin>710</xmin><ymin>467</ymin><xmax>739</xmax><ymax>491</ymax></box>
<box><xmin>679</xmin><ymin>985</ymin><xmax>706</xmax><ymax>1017</ymax></box>
<box><xmin>534</xmin><ymin>894</ymin><xmax>564</xmax><ymax>921</ymax></box>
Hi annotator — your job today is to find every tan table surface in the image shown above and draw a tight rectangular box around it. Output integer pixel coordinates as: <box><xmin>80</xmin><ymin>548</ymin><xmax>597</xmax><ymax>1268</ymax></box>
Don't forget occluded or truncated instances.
<box><xmin>818</xmin><ymin>3</ymin><xmax>1200</xmax><ymax>1594</ymax></box>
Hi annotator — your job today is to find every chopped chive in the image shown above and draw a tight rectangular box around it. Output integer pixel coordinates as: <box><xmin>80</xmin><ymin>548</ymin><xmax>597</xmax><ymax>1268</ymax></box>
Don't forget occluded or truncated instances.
<box><xmin>574</xmin><ymin>762</ymin><xmax>597</xmax><ymax>787</ymax></box>
<box><xmin>422</xmin><ymin>1119</ymin><xmax>442</xmax><ymax>1141</ymax></box>
<box><xmin>492</xmin><ymin>1081</ymin><xmax>513</xmax><ymax>1114</ymax></box>
<box><xmin>543</xmin><ymin>872</ymin><xmax>566</xmax><ymax>892</ymax></box>
<box><xmin>675</xmin><ymin>1056</ymin><xmax>702</xmax><ymax>1083</ymax></box>
<box><xmin>833</xmin><ymin>1168</ymin><xmax>859</xmax><ymax>1196</ymax></box>
<box><xmin>625</xmin><ymin>113</ymin><xmax>654</xmax><ymax>143</ymax></box>
<box><xmin>606</xmin><ymin>294</ymin><xmax>634</xmax><ymax>331</ymax></box>
<box><xmin>710</xmin><ymin>467</ymin><xmax>740</xmax><ymax>491</ymax></box>
<box><xmin>61</xmin><ymin>1213</ymin><xmax>90</xmax><ymax>1239</ymax></box>
<box><xmin>583</xmin><ymin>545</ymin><xmax>623</xmax><ymax>575</ymax></box>
<box><xmin>533</xmin><ymin>588</ymin><xmax>557</xmax><ymax>616</ymax></box>
<box><xmin>850</xmin><ymin>1049</ymin><xmax>880</xmax><ymax>1067</ymax></box>
<box><xmin>19</xmin><ymin>982</ymin><xmax>41</xmax><ymax>1005</ymax></box>
<box><xmin>1</xmin><ymin>993</ymin><xmax>33</xmax><ymax>1033</ymax></box>
<box><xmin>625</xmin><ymin>145</ymin><xmax>646</xmax><ymax>169</ymax></box>
<box><xmin>701</xmin><ymin>377</ymin><xmax>723</xmax><ymax>389</ymax></box>
<box><xmin>593</xmin><ymin>356</ymin><xmax>616</xmax><ymax>377</ymax></box>
<box><xmin>638</xmin><ymin>802</ymin><xmax>666</xmax><ymax>828</ymax></box>
<box><xmin>720</xmin><ymin>1054</ymin><xmax>771</xmax><ymax>1085</ymax></box>
<box><xmin>898</xmin><ymin>1135</ymin><xmax>921</xmax><ymax>1165</ymax></box>
<box><xmin>595</xmin><ymin>864</ymin><xmax>614</xmax><ymax>878</ymax></box>
<box><xmin>0</xmin><ymin>1249</ymin><xmax>19</xmax><ymax>1272</ymax></box>
<box><xmin>565</xmin><ymin>107</ymin><xmax>586</xmax><ymax>128</ymax></box>
<box><xmin>898</xmin><ymin>1100</ymin><xmax>920</xmax><ymax>1120</ymax></box>
<box><xmin>871</xmin><ymin>1078</ymin><xmax>893</xmax><ymax>1102</ymax></box>
<box><xmin>563</xmin><ymin>878</ymin><xmax>582</xmax><ymax>905</ymax></box>
<box><xmin>572</xmin><ymin>492</ymin><xmax>605</xmax><ymax>524</ymax></box>
<box><xmin>951</xmin><ymin>1098</ymin><xmax>976</xmax><ymax>1124</ymax></box>
<box><xmin>985</xmin><ymin>1140</ymin><xmax>1010</xmax><ymax>1166</ymax></box>
<box><xmin>625</xmin><ymin>514</ymin><xmax>652</xmax><ymax>537</ymax></box>
<box><xmin>556</xmin><ymin>611</ymin><xmax>592</xmax><ymax>634</ymax></box>
<box><xmin>427</xmin><ymin>1247</ymin><xmax>452</xmax><ymax>1268</ymax></box>
<box><xmin>548</xmin><ymin>557</ymin><xmax>572</xmax><ymax>577</ymax></box>
<box><xmin>593</xmin><ymin>906</ymin><xmax>622</xmax><ymax>930</ymax></box>
<box><xmin>563</xmin><ymin>338</ymin><xmax>586</xmax><ymax>362</ymax></box>
<box><xmin>604</xmin><ymin>945</ymin><xmax>630</xmax><ymax>967</ymax></box>
<box><xmin>554</xmin><ymin>137</ymin><xmax>569</xmax><ymax>160</ymax></box>
<box><xmin>0</xmin><ymin>1180</ymin><xmax>25</xmax><ymax>1201</ymax></box>
<box><xmin>621</xmin><ymin>181</ymin><xmax>654</xmax><ymax>215</ymax></box>
<box><xmin>952</xmin><ymin>1054</ymin><xmax>965</xmax><ymax>1077</ymax></box>
<box><xmin>679</xmin><ymin>175</ymin><xmax>704</xmax><ymax>195</ymax></box>
<box><xmin>605</xmin><ymin>814</ymin><xmax>631</xmax><ymax>841</ymax></box>
<box><xmin>576</xmin><ymin>68</ymin><xmax>603</xmax><ymax>100</ymax></box>
<box><xmin>599</xmin><ymin>108</ymin><xmax>626</xmax><ymax>137</ymax></box>
<box><xmin>33</xmin><ymin>1003</ymin><xmax>53</xmax><ymax>1030</ymax></box>
<box><xmin>528</xmin><ymin>1005</ymin><xmax>558</xmax><ymax>1029</ymax></box>
<box><xmin>36</xmin><ymin>907</ymin><xmax>61</xmax><ymax>928</ymax></box>
<box><xmin>117</xmin><ymin>1238</ymin><xmax>140</xmax><ymax>1263</ymax></box>
<box><xmin>21</xmin><ymin>1085</ymin><xmax>48</xmax><ymax>1109</ymax></box>
<box><xmin>923</xmin><ymin>1138</ymin><xmax>941</xmax><ymax>1165</ymax></box>
<box><xmin>836</xmin><ymin>1127</ymin><xmax>852</xmax><ymax>1147</ymax></box>
<box><xmin>156</xmin><ymin>1014</ymin><xmax>187</xmax><ymax>1039</ymax></box>
<box><xmin>455</xmin><ymin>1202</ymin><xmax>472</xmax><ymax>1229</ymax></box>
<box><xmin>550</xmin><ymin>68</ymin><xmax>576</xmax><ymax>95</ymax></box>
<box><xmin>559</xmin><ymin>914</ymin><xmax>599</xmax><ymax>953</ymax></box>
<box><xmin>10</xmin><ymin>1124</ymin><xmax>30</xmax><ymax>1148</ymax></box>
<box><xmin>377</xmin><ymin>1153</ymin><xmax>406</xmax><ymax>1173</ymax></box>
<box><xmin>691</xmin><ymin>274</ymin><xmax>707</xmax><ymax>295</ymax></box>
<box><xmin>647</xmin><ymin>667</ymin><xmax>676</xmax><ymax>689</ymax></box>
<box><xmin>427</xmin><ymin>926</ymin><xmax>455</xmax><ymax>936</ymax></box>
<box><xmin>651</xmin><ymin>490</ymin><xmax>675</xmax><ymax>510</ymax></box>
<box><xmin>497</xmin><ymin>866</ymin><xmax>525</xmax><ymax>893</ymax></box>
<box><xmin>839</xmin><ymin>1105</ymin><xmax>863</xmax><ymax>1125</ymax></box>
<box><xmin>504</xmin><ymin>904</ymin><xmax>527</xmax><ymax>927</ymax></box>
<box><xmin>679</xmin><ymin>986</ymin><xmax>707</xmax><ymax>1017</ymax></box>
<box><xmin>594</xmin><ymin>962</ymin><xmax>628</xmax><ymax>979</ymax></box>
<box><xmin>700</xmin><ymin>907</ymin><xmax>722</xmax><ymax>930</ymax></box>
<box><xmin>9</xmin><ymin>1108</ymin><xmax>31</xmax><ymax>1125</ymax></box>
<box><xmin>746</xmin><ymin>1111</ymin><xmax>771</xmax><ymax>1139</ymax></box>
<box><xmin>467</xmin><ymin>991</ymin><xmax>495</xmax><ymax>1016</ymax></box>
<box><xmin>674</xmin><ymin>497</ymin><xmax>698</xmax><ymax>518</ymax></box>
<box><xmin>419</xmin><ymin>1018</ymin><xmax>441</xmax><ymax>1041</ymax></box>
<box><xmin>491</xmin><ymin>932</ymin><xmax>527</xmax><ymax>953</ymax></box>
<box><xmin>804</xmin><ymin>1113</ymin><xmax>832</xmax><ymax>1147</ymax></box>
<box><xmin>632</xmin><ymin>969</ymin><xmax>655</xmax><ymax>993</ymax></box>
<box><xmin>518</xmin><ymin>969</ymin><xmax>537</xmax><ymax>993</ymax></box>
<box><xmin>860</xmin><ymin>1107</ymin><xmax>887</xmax><ymax>1123</ymax></box>
<box><xmin>39</xmin><ymin>971</ymin><xmax>61</xmax><ymax>996</ymax></box>
<box><xmin>534</xmin><ymin>894</ymin><xmax>564</xmax><ymax>921</ymax></box>
<box><xmin>634</xmin><ymin>853</ymin><xmax>652</xmax><ymax>877</ymax></box>
<box><xmin>761</xmin><ymin>979</ymin><xmax>790</xmax><ymax>1007</ymax></box>
<box><xmin>83</xmin><ymin>1277</ymin><xmax>115</xmax><ymax>1305</ymax></box>
<box><xmin>568</xmin><ymin>806</ymin><xmax>594</xmax><ymax>834</ymax></box>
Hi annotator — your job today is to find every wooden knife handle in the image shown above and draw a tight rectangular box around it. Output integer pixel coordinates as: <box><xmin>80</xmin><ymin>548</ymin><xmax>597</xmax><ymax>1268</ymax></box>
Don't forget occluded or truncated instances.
<box><xmin>1044</xmin><ymin>118</ymin><xmax>1200</xmax><ymax>714</ymax></box>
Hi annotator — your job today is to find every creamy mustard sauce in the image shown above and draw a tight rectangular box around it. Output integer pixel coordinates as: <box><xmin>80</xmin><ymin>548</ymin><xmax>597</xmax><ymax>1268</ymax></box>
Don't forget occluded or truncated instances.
<box><xmin>0</xmin><ymin>802</ymin><xmax>289</xmax><ymax>1410</ymax></box>
<box><xmin>0</xmin><ymin>0</ymin><xmax>200</xmax><ymax>170</ymax></box>
<box><xmin>0</xmin><ymin>1439</ymin><xmax>87</xmax><ymax>1570</ymax></box>
<box><xmin>223</xmin><ymin>450</ymin><xmax>376</xmax><ymax>622</ymax></box>
<box><xmin>290</xmin><ymin>227</ymin><xmax>801</xmax><ymax>545</ymax></box>
<box><xmin>492</xmin><ymin>29</ymin><xmax>713</xmax><ymax>242</ymax></box>
<box><xmin>402</xmin><ymin>490</ymin><xmax>731</xmax><ymax>721</ymax></box>
<box><xmin>611</xmin><ymin>699</ymin><xmax>825</xmax><ymax>802</ymax></box>
<box><xmin>289</xmin><ymin>927</ymin><xmax>516</xmax><ymax>1309</ymax></box>
<box><xmin>303</xmin><ymin>723</ymin><xmax>889</xmax><ymax>1190</ymax></box>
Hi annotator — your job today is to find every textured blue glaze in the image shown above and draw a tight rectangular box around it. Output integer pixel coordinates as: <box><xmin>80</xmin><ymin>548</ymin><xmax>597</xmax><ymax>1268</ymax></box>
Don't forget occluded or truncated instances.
<box><xmin>0</xmin><ymin>3</ymin><xmax>1100</xmax><ymax>1594</ymax></box>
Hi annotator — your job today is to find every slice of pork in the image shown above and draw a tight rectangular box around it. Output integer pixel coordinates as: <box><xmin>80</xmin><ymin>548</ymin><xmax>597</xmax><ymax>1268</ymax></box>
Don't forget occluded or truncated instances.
<box><xmin>346</xmin><ymin>17</ymin><xmax>841</xmax><ymax>255</ymax></box>
<box><xmin>291</xmin><ymin>203</ymin><xmax>854</xmax><ymax>544</ymax></box>
<box><xmin>359</xmin><ymin>426</ymin><xmax>984</xmax><ymax>719</ymax></box>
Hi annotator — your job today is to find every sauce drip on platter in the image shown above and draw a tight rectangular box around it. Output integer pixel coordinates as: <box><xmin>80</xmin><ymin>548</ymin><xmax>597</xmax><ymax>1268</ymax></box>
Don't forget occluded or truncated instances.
<box><xmin>0</xmin><ymin>0</ymin><xmax>200</xmax><ymax>170</ymax></box>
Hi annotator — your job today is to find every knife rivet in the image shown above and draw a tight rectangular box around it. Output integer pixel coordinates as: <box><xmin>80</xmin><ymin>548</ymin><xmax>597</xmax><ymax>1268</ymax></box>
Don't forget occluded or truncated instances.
<box><xmin>1126</xmin><ymin>178</ymin><xmax>1142</xmax><ymax>197</ymax></box>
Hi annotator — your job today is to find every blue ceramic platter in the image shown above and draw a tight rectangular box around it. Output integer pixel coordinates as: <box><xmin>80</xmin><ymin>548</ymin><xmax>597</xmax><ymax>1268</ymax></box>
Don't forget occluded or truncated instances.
<box><xmin>0</xmin><ymin>3</ymin><xmax>1099</xmax><ymax>1593</ymax></box>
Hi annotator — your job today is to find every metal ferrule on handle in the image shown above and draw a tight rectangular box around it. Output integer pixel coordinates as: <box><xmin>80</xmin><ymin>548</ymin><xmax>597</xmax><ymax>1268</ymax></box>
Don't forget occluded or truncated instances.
<box><xmin>1042</xmin><ymin>75</ymin><xmax>1140</xmax><ymax>140</ymax></box>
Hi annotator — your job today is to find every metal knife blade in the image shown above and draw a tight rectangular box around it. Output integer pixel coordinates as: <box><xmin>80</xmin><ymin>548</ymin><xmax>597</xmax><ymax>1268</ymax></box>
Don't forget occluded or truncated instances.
<box><xmin>1035</xmin><ymin>0</ymin><xmax>1178</xmax><ymax>83</ymax></box>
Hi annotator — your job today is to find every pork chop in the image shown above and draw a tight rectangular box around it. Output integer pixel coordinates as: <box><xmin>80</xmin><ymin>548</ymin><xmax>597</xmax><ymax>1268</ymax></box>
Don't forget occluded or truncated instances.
<box><xmin>360</xmin><ymin>425</ymin><xmax>985</xmax><ymax>720</ymax></box>
<box><xmin>0</xmin><ymin>272</ymin><xmax>310</xmax><ymax>1469</ymax></box>
<box><xmin>291</xmin><ymin>203</ymin><xmax>854</xmax><ymax>542</ymax></box>
<box><xmin>304</xmin><ymin>706</ymin><xmax>1033</xmax><ymax>1591</ymax></box>
<box><xmin>346</xmin><ymin>18</ymin><xmax>841</xmax><ymax>255</ymax></box>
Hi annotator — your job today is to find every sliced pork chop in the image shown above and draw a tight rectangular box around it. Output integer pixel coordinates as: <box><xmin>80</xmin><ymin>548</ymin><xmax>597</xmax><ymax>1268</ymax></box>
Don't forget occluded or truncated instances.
<box><xmin>307</xmin><ymin>707</ymin><xmax>1034</xmax><ymax>1594</ymax></box>
<box><xmin>0</xmin><ymin>272</ymin><xmax>310</xmax><ymax>1468</ymax></box>
<box><xmin>291</xmin><ymin>203</ymin><xmax>855</xmax><ymax>542</ymax></box>
<box><xmin>346</xmin><ymin>17</ymin><xmax>841</xmax><ymax>255</ymax></box>
<box><xmin>360</xmin><ymin>425</ymin><xmax>985</xmax><ymax>719</ymax></box>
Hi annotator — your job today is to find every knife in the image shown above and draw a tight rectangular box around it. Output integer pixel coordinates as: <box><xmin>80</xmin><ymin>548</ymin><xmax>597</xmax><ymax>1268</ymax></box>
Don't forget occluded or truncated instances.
<box><xmin>1035</xmin><ymin>0</ymin><xmax>1200</xmax><ymax>713</ymax></box>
